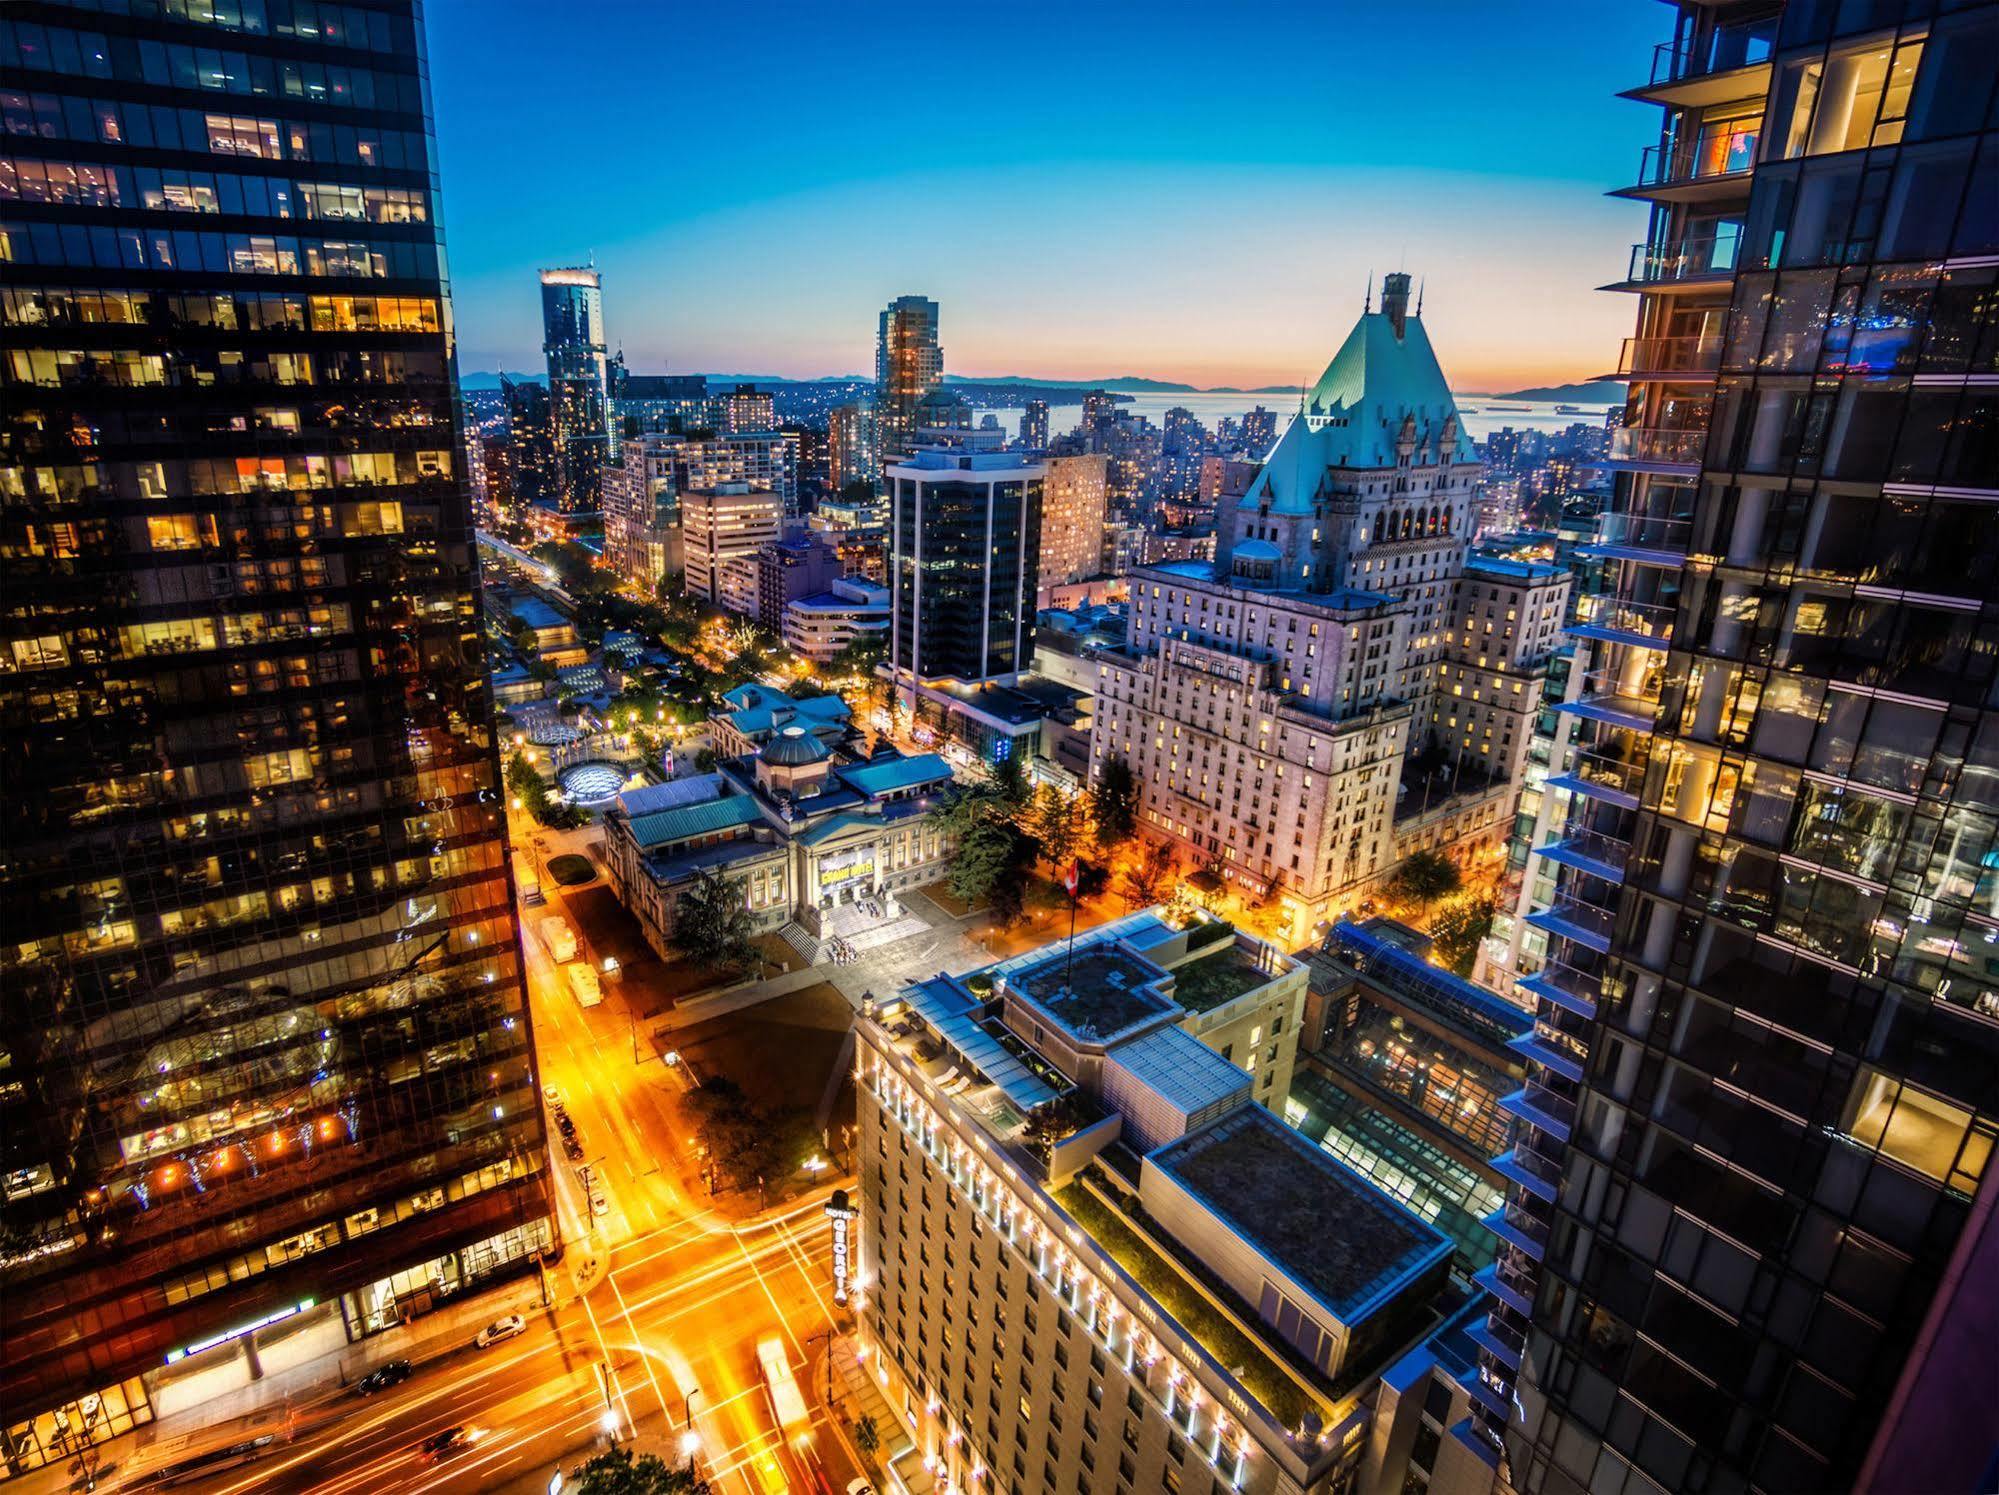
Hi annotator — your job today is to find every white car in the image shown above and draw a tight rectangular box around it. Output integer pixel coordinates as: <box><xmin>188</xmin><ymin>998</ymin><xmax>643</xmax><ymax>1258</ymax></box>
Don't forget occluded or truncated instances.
<box><xmin>474</xmin><ymin>1314</ymin><xmax>526</xmax><ymax>1348</ymax></box>
<box><xmin>847</xmin><ymin>1481</ymin><xmax>877</xmax><ymax>1495</ymax></box>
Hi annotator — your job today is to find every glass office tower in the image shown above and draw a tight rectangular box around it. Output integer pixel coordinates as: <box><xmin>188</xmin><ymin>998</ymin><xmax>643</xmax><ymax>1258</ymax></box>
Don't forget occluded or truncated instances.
<box><xmin>0</xmin><ymin>0</ymin><xmax>553</xmax><ymax>1470</ymax></box>
<box><xmin>1469</xmin><ymin>4</ymin><xmax>1999</xmax><ymax>1494</ymax></box>
<box><xmin>874</xmin><ymin>294</ymin><xmax>941</xmax><ymax>464</ymax></box>
<box><xmin>539</xmin><ymin>265</ymin><xmax>607</xmax><ymax>513</ymax></box>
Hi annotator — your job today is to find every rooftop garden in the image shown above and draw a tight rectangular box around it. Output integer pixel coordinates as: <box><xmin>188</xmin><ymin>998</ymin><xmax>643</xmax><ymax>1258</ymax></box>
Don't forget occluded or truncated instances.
<box><xmin>1171</xmin><ymin>946</ymin><xmax>1270</xmax><ymax>1013</ymax></box>
<box><xmin>1053</xmin><ymin>1177</ymin><xmax>1313</xmax><ymax>1429</ymax></box>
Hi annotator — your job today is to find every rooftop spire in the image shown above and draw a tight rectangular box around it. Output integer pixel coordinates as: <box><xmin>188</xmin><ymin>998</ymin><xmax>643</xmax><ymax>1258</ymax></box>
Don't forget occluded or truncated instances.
<box><xmin>1381</xmin><ymin>271</ymin><xmax>1413</xmax><ymax>339</ymax></box>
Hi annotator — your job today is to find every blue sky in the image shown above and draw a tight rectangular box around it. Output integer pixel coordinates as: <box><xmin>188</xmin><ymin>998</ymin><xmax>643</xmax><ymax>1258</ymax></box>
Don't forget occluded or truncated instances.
<box><xmin>426</xmin><ymin>1</ymin><xmax>1667</xmax><ymax>390</ymax></box>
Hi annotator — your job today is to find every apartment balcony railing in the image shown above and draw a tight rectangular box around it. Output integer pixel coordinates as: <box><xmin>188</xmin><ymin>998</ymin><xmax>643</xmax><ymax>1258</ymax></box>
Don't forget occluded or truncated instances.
<box><xmin>1474</xmin><ymin>1252</ymin><xmax>1541</xmax><ymax>1319</ymax></box>
<box><xmin>1466</xmin><ymin>1315</ymin><xmax>1527</xmax><ymax>1373</ymax></box>
<box><xmin>1607</xmin><ymin>425</ymin><xmax>1708</xmax><ymax>468</ymax></box>
<box><xmin>1624</xmin><ymin>226</ymin><xmax>1743</xmax><ymax>286</ymax></box>
<box><xmin>1483</xmin><ymin>1203</ymin><xmax>1548</xmax><ymax>1261</ymax></box>
<box><xmin>1547</xmin><ymin>745</ymin><xmax>1647</xmax><ymax>809</ymax></box>
<box><xmin>1634</xmin><ymin>128</ymin><xmax>1760</xmax><ymax>196</ymax></box>
<box><xmin>1571</xmin><ymin>594</ymin><xmax>1675</xmax><ymax>649</ymax></box>
<box><xmin>1523</xmin><ymin>954</ymin><xmax>1608</xmax><ymax>1017</ymax></box>
<box><xmin>1530</xmin><ymin>895</ymin><xmax>1618</xmax><ymax>955</ymax></box>
<box><xmin>1589</xmin><ymin>509</ymin><xmax>1693</xmax><ymax>558</ymax></box>
<box><xmin>1492</xmin><ymin>1137</ymin><xmax>1567</xmax><ymax>1204</ymax></box>
<box><xmin>1648</xmin><ymin>20</ymin><xmax>1776</xmax><ymax>87</ymax></box>
<box><xmin>1536</xmin><ymin>825</ymin><xmax>1631</xmax><ymax>884</ymax></box>
<box><xmin>1617</xmin><ymin>333</ymin><xmax>1723</xmax><ymax>379</ymax></box>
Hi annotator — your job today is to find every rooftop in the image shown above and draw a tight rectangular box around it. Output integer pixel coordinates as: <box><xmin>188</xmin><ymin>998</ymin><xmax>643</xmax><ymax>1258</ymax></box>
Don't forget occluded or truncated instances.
<box><xmin>1105</xmin><ymin>1026</ymin><xmax>1250</xmax><ymax>1116</ymax></box>
<box><xmin>1007</xmin><ymin>944</ymin><xmax>1176</xmax><ymax>1043</ymax></box>
<box><xmin>626</xmin><ymin>793</ymin><xmax>764</xmax><ymax>850</ymax></box>
<box><xmin>836</xmin><ymin>752</ymin><xmax>953</xmax><ymax>798</ymax></box>
<box><xmin>1152</xmin><ymin>1106</ymin><xmax>1450</xmax><ymax>1323</ymax></box>
<box><xmin>1170</xmin><ymin>945</ymin><xmax>1277</xmax><ymax>1014</ymax></box>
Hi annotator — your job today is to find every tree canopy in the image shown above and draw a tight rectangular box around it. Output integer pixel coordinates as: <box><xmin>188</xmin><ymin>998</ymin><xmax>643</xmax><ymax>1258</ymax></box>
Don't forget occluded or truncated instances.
<box><xmin>1390</xmin><ymin>849</ymin><xmax>1462</xmax><ymax>914</ymax></box>
<box><xmin>926</xmin><ymin>753</ymin><xmax>1039</xmax><ymax>923</ymax></box>
<box><xmin>669</xmin><ymin>867</ymin><xmax>759</xmax><ymax>973</ymax></box>
<box><xmin>570</xmin><ymin>1446</ymin><xmax>711</xmax><ymax>1494</ymax></box>
<box><xmin>1092</xmin><ymin>754</ymin><xmax>1139</xmax><ymax>848</ymax></box>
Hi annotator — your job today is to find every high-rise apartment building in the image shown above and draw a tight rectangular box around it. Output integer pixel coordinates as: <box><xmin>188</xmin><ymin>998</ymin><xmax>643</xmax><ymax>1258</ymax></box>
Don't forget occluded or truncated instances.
<box><xmin>0</xmin><ymin>0</ymin><xmax>553</xmax><ymax>1466</ymax></box>
<box><xmin>502</xmin><ymin>371</ymin><xmax>557</xmax><ymax>511</ymax></box>
<box><xmin>829</xmin><ymin>399</ymin><xmax>878</xmax><ymax>493</ymax></box>
<box><xmin>1475</xmin><ymin>8</ymin><xmax>1999</xmax><ymax>1494</ymax></box>
<box><xmin>885</xmin><ymin>449</ymin><xmax>1044</xmax><ymax>697</ymax></box>
<box><xmin>681</xmin><ymin>483</ymin><xmax>784</xmax><ymax>608</ymax></box>
<box><xmin>717</xmin><ymin>382</ymin><xmax>775</xmax><ymax>435</ymax></box>
<box><xmin>600</xmin><ymin>433</ymin><xmax>684</xmax><ymax>591</ymax></box>
<box><xmin>1037</xmin><ymin>453</ymin><xmax>1110</xmax><ymax>605</ymax></box>
<box><xmin>755</xmin><ymin>530</ymin><xmax>841</xmax><ymax>637</ymax></box>
<box><xmin>875</xmin><ymin>295</ymin><xmax>942</xmax><ymax>462</ymax></box>
<box><xmin>1091</xmin><ymin>278</ymin><xmax>1570</xmax><ymax>946</ymax></box>
<box><xmin>1019</xmin><ymin>398</ymin><xmax>1050</xmax><ymax>451</ymax></box>
<box><xmin>539</xmin><ymin>267</ymin><xmax>609</xmax><ymax>512</ymax></box>
<box><xmin>1239</xmin><ymin>405</ymin><xmax>1280</xmax><ymax>457</ymax></box>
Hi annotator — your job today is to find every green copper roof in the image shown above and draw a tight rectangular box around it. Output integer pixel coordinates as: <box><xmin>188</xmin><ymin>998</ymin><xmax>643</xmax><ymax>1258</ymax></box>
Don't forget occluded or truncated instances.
<box><xmin>1246</xmin><ymin>310</ymin><xmax>1475</xmax><ymax>515</ymax></box>
<box><xmin>628</xmin><ymin>794</ymin><xmax>764</xmax><ymax>849</ymax></box>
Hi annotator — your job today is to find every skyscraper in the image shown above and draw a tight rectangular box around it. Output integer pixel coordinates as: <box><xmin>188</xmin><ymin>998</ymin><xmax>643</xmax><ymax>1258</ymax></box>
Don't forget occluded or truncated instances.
<box><xmin>874</xmin><ymin>294</ymin><xmax>941</xmax><ymax>463</ymax></box>
<box><xmin>1018</xmin><ymin>398</ymin><xmax>1050</xmax><ymax>451</ymax></box>
<box><xmin>0</xmin><ymin>1</ymin><xmax>553</xmax><ymax>1464</ymax></box>
<box><xmin>828</xmin><ymin>399</ymin><xmax>877</xmax><ymax>494</ymax></box>
<box><xmin>885</xmin><ymin>449</ymin><xmax>1044</xmax><ymax>693</ymax></box>
<box><xmin>1036</xmin><ymin>453</ymin><xmax>1109</xmax><ymax>604</ymax></box>
<box><xmin>540</xmin><ymin>266</ymin><xmax>609</xmax><ymax>511</ymax></box>
<box><xmin>1477</xmin><ymin>8</ymin><xmax>1999</xmax><ymax>1493</ymax></box>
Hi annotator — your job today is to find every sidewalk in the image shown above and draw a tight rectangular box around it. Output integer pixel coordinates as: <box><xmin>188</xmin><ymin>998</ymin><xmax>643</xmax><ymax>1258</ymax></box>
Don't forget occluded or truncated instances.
<box><xmin>8</xmin><ymin>1271</ymin><xmax>556</xmax><ymax>1495</ymax></box>
<box><xmin>823</xmin><ymin>1332</ymin><xmax>930</xmax><ymax>1494</ymax></box>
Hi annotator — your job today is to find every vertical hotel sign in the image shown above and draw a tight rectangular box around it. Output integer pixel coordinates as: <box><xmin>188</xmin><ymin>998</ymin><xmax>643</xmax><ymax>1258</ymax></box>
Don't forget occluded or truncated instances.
<box><xmin>826</xmin><ymin>1187</ymin><xmax>857</xmax><ymax>1306</ymax></box>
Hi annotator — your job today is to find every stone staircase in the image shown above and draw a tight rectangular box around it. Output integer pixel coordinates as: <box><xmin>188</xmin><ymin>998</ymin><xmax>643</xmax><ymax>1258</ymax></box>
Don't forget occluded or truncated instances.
<box><xmin>778</xmin><ymin>920</ymin><xmax>824</xmax><ymax>967</ymax></box>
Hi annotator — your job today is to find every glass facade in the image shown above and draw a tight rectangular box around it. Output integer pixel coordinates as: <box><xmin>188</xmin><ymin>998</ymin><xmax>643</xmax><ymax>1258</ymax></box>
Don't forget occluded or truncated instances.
<box><xmin>888</xmin><ymin>462</ymin><xmax>1043</xmax><ymax>685</ymax></box>
<box><xmin>1479</xmin><ymin>5</ymin><xmax>1999</xmax><ymax>1493</ymax></box>
<box><xmin>538</xmin><ymin>266</ymin><xmax>606</xmax><ymax>513</ymax></box>
<box><xmin>0</xmin><ymin>0</ymin><xmax>553</xmax><ymax>1462</ymax></box>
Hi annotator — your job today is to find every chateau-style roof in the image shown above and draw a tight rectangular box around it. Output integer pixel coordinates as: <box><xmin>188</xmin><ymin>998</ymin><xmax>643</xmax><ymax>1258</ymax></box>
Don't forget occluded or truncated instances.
<box><xmin>762</xmin><ymin>726</ymin><xmax>834</xmax><ymax>767</ymax></box>
<box><xmin>1244</xmin><ymin>307</ymin><xmax>1476</xmax><ymax>515</ymax></box>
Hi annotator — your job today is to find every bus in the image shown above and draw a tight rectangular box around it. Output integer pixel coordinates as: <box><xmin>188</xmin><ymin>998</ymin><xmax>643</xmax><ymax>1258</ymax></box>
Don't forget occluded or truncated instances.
<box><xmin>755</xmin><ymin>1335</ymin><xmax>811</xmax><ymax>1446</ymax></box>
<box><xmin>111</xmin><ymin>1432</ymin><xmax>280</xmax><ymax>1490</ymax></box>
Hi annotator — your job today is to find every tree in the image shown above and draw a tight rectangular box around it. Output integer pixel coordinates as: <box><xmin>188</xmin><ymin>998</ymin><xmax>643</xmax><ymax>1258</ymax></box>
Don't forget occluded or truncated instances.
<box><xmin>669</xmin><ymin>867</ymin><xmax>759</xmax><ymax>973</ymax></box>
<box><xmin>1092</xmin><ymin>754</ymin><xmax>1139</xmax><ymax>849</ymax></box>
<box><xmin>1389</xmin><ymin>849</ymin><xmax>1462</xmax><ymax>917</ymax></box>
<box><xmin>852</xmin><ymin>1413</ymin><xmax>881</xmax><ymax>1468</ymax></box>
<box><xmin>927</xmin><ymin>754</ymin><xmax>1038</xmax><ymax>923</ymax></box>
<box><xmin>1430</xmin><ymin>893</ymin><xmax>1497</xmax><ymax>977</ymax></box>
<box><xmin>828</xmin><ymin>630</ymin><xmax>886</xmax><ymax>681</ymax></box>
<box><xmin>506</xmin><ymin>748</ymin><xmax>554</xmax><ymax>823</ymax></box>
<box><xmin>1119</xmin><ymin>837</ymin><xmax>1178</xmax><ymax>910</ymax></box>
<box><xmin>838</xmin><ymin>477</ymin><xmax>878</xmax><ymax>506</ymax></box>
<box><xmin>1028</xmin><ymin>785</ymin><xmax>1089</xmax><ymax>872</ymax></box>
<box><xmin>683</xmin><ymin>1077</ymin><xmax>782</xmax><ymax>1192</ymax></box>
<box><xmin>571</xmin><ymin>1446</ymin><xmax>711</xmax><ymax>1494</ymax></box>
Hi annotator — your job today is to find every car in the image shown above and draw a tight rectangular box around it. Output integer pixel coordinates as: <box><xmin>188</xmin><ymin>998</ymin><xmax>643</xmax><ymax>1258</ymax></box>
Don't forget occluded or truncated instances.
<box><xmin>563</xmin><ymin>1135</ymin><xmax>586</xmax><ymax>1163</ymax></box>
<box><xmin>589</xmin><ymin>1186</ymin><xmax>610</xmax><ymax>1219</ymax></box>
<box><xmin>418</xmin><ymin>1426</ymin><xmax>475</xmax><ymax>1462</ymax></box>
<box><xmin>473</xmin><ymin>1314</ymin><xmax>526</xmax><ymax>1348</ymax></box>
<box><xmin>542</xmin><ymin>1083</ymin><xmax>561</xmax><ymax>1103</ymax></box>
<box><xmin>555</xmin><ymin>1111</ymin><xmax>576</xmax><ymax>1139</ymax></box>
<box><xmin>356</xmin><ymin>1359</ymin><xmax>412</xmax><ymax>1395</ymax></box>
<box><xmin>847</xmin><ymin>1482</ymin><xmax>877</xmax><ymax>1495</ymax></box>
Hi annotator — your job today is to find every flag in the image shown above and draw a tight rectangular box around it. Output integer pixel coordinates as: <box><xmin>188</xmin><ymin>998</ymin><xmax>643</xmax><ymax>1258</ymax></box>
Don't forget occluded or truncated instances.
<box><xmin>1062</xmin><ymin>862</ymin><xmax>1079</xmax><ymax>897</ymax></box>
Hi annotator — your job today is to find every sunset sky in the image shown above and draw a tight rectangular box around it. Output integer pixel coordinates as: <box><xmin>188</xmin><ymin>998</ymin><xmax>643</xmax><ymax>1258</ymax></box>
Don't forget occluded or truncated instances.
<box><xmin>427</xmin><ymin>1</ymin><xmax>1669</xmax><ymax>392</ymax></box>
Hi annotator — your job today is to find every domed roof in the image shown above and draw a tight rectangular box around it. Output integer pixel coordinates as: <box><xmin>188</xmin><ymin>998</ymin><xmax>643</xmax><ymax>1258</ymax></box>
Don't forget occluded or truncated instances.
<box><xmin>763</xmin><ymin>726</ymin><xmax>832</xmax><ymax>767</ymax></box>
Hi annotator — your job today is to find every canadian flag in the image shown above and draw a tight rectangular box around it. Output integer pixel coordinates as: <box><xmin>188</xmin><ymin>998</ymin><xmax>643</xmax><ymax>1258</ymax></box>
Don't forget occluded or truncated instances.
<box><xmin>1062</xmin><ymin>863</ymin><xmax>1080</xmax><ymax>896</ymax></box>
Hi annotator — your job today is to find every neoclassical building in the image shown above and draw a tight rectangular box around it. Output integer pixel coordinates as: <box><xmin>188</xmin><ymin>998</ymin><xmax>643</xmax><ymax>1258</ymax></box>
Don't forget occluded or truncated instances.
<box><xmin>601</xmin><ymin>734</ymin><xmax>957</xmax><ymax>962</ymax></box>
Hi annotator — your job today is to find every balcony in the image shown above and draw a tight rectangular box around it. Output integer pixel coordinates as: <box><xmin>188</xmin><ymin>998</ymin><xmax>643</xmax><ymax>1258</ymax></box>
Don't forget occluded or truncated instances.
<box><xmin>1491</xmin><ymin>1139</ymin><xmax>1566</xmax><ymax>1202</ymax></box>
<box><xmin>1568</xmin><ymin>594</ymin><xmax>1675</xmax><ymax>651</ymax></box>
<box><xmin>1482</xmin><ymin>1204</ymin><xmax>1547</xmax><ymax>1262</ymax></box>
<box><xmin>1520</xmin><ymin>957</ymin><xmax>1605</xmax><ymax>1020</ymax></box>
<box><xmin>1614</xmin><ymin>226</ymin><xmax>1743</xmax><ymax>290</ymax></box>
<box><xmin>1509</xmin><ymin>1027</ymin><xmax>1587</xmax><ymax>1086</ymax></box>
<box><xmin>1501</xmin><ymin>1083</ymin><xmax>1577</xmax><ymax>1143</ymax></box>
<box><xmin>1534</xmin><ymin>825</ymin><xmax>1630</xmax><ymax>884</ymax></box>
<box><xmin>1527</xmin><ymin>896</ymin><xmax>1617</xmax><ymax>955</ymax></box>
<box><xmin>1473</xmin><ymin>1258</ymin><xmax>1536</xmax><ymax>1319</ymax></box>
<box><xmin>1614</xmin><ymin>333</ymin><xmax>1723</xmax><ymax>381</ymax></box>
<box><xmin>1624</xmin><ymin>128</ymin><xmax>1760</xmax><ymax>204</ymax></box>
<box><xmin>1466</xmin><ymin>1316</ymin><xmax>1526</xmax><ymax>1373</ymax></box>
<box><xmin>1547</xmin><ymin>746</ymin><xmax>1645</xmax><ymax>811</ymax></box>
<box><xmin>1584</xmin><ymin>509</ymin><xmax>1691</xmax><ymax>566</ymax></box>
<box><xmin>1602</xmin><ymin>425</ymin><xmax>1707</xmax><ymax>473</ymax></box>
<box><xmin>1634</xmin><ymin>21</ymin><xmax>1776</xmax><ymax>106</ymax></box>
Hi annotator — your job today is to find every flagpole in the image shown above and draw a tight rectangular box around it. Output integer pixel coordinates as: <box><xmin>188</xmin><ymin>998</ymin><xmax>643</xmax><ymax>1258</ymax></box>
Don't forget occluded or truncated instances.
<box><xmin>1063</xmin><ymin>863</ymin><xmax>1078</xmax><ymax>993</ymax></box>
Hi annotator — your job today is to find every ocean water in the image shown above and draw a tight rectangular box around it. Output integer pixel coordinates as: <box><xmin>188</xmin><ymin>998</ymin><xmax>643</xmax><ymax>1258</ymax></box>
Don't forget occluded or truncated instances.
<box><xmin>976</xmin><ymin>389</ymin><xmax>1612</xmax><ymax>446</ymax></box>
